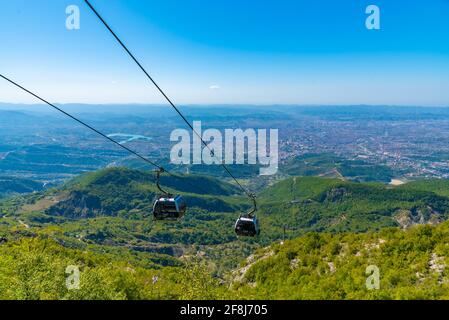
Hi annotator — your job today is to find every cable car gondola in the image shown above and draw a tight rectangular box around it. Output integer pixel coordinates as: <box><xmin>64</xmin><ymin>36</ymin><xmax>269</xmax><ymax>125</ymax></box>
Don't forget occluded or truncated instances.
<box><xmin>235</xmin><ymin>195</ymin><xmax>260</xmax><ymax>237</ymax></box>
<box><xmin>235</xmin><ymin>214</ymin><xmax>260</xmax><ymax>237</ymax></box>
<box><xmin>153</xmin><ymin>194</ymin><xmax>186</xmax><ymax>220</ymax></box>
<box><xmin>152</xmin><ymin>169</ymin><xmax>187</xmax><ymax>221</ymax></box>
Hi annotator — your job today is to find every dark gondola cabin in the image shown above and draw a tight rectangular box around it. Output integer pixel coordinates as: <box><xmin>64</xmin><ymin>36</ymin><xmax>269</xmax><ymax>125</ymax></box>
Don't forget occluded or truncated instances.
<box><xmin>153</xmin><ymin>195</ymin><xmax>186</xmax><ymax>220</ymax></box>
<box><xmin>235</xmin><ymin>215</ymin><xmax>260</xmax><ymax>237</ymax></box>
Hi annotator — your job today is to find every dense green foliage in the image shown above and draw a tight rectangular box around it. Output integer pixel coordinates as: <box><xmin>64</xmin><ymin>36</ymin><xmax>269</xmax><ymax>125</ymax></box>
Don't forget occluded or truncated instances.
<box><xmin>3</xmin><ymin>221</ymin><xmax>449</xmax><ymax>299</ymax></box>
<box><xmin>0</xmin><ymin>236</ymin><xmax>226</xmax><ymax>300</ymax></box>
<box><xmin>400</xmin><ymin>179</ymin><xmax>449</xmax><ymax>197</ymax></box>
<box><xmin>234</xmin><ymin>222</ymin><xmax>449</xmax><ymax>299</ymax></box>
<box><xmin>259</xmin><ymin>176</ymin><xmax>449</xmax><ymax>239</ymax></box>
<box><xmin>1</xmin><ymin>167</ymin><xmax>449</xmax><ymax>300</ymax></box>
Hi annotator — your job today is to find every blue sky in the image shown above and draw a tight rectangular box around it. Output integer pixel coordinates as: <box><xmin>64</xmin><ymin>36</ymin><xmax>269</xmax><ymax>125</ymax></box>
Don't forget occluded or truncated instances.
<box><xmin>1</xmin><ymin>0</ymin><xmax>449</xmax><ymax>106</ymax></box>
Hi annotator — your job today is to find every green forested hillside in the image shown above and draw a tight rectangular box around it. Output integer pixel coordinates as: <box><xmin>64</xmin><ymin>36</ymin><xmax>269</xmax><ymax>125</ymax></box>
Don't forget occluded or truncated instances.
<box><xmin>1</xmin><ymin>168</ymin><xmax>449</xmax><ymax>299</ymax></box>
<box><xmin>50</xmin><ymin>167</ymin><xmax>245</xmax><ymax>218</ymax></box>
<box><xmin>0</xmin><ymin>236</ymin><xmax>225</xmax><ymax>300</ymax></box>
<box><xmin>259</xmin><ymin>176</ymin><xmax>449</xmax><ymax>240</ymax></box>
<box><xmin>0</xmin><ymin>168</ymin><xmax>256</xmax><ymax>275</ymax></box>
<box><xmin>233</xmin><ymin>222</ymin><xmax>449</xmax><ymax>299</ymax></box>
<box><xmin>8</xmin><ymin>169</ymin><xmax>449</xmax><ymax>254</ymax></box>
<box><xmin>2</xmin><ymin>220</ymin><xmax>449</xmax><ymax>299</ymax></box>
<box><xmin>400</xmin><ymin>179</ymin><xmax>449</xmax><ymax>197</ymax></box>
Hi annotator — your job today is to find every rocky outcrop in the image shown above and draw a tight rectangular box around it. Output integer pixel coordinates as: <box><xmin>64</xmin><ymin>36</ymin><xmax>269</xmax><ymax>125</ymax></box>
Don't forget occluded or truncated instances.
<box><xmin>46</xmin><ymin>191</ymin><xmax>103</xmax><ymax>218</ymax></box>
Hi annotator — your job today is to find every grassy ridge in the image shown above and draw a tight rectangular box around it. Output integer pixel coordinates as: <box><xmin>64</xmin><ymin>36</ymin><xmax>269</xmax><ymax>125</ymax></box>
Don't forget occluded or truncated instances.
<box><xmin>48</xmin><ymin>167</ymin><xmax>247</xmax><ymax>218</ymax></box>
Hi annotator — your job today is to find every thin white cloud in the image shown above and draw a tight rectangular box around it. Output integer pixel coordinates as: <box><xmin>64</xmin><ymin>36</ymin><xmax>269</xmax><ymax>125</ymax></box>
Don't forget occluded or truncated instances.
<box><xmin>209</xmin><ymin>85</ymin><xmax>220</xmax><ymax>90</ymax></box>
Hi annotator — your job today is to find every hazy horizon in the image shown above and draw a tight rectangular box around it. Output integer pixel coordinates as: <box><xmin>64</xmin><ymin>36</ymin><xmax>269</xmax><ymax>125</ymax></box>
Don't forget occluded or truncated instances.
<box><xmin>1</xmin><ymin>102</ymin><xmax>449</xmax><ymax>109</ymax></box>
